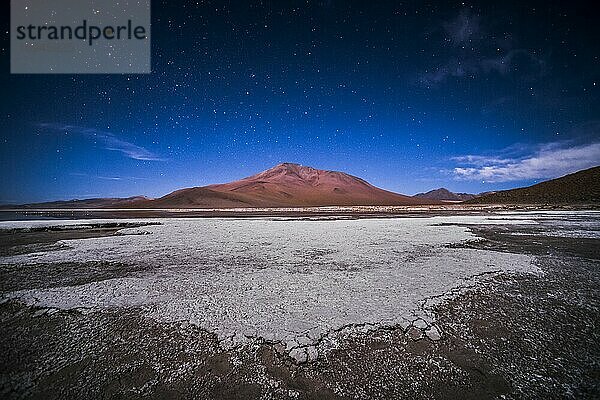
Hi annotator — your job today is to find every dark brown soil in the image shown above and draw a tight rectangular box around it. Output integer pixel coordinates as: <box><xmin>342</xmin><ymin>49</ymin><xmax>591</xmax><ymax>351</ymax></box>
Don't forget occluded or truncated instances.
<box><xmin>0</xmin><ymin>222</ymin><xmax>158</xmax><ymax>256</ymax></box>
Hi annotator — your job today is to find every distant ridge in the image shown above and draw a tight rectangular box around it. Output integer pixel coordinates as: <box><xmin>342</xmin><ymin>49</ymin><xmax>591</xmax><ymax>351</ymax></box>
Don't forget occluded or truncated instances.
<box><xmin>12</xmin><ymin>196</ymin><xmax>152</xmax><ymax>209</ymax></box>
<box><xmin>413</xmin><ymin>188</ymin><xmax>478</xmax><ymax>202</ymax></box>
<box><xmin>467</xmin><ymin>166</ymin><xmax>600</xmax><ymax>205</ymax></box>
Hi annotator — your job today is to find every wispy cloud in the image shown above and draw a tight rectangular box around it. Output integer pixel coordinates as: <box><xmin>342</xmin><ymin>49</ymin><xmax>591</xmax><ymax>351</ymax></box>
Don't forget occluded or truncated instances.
<box><xmin>98</xmin><ymin>175</ymin><xmax>150</xmax><ymax>181</ymax></box>
<box><xmin>419</xmin><ymin>50</ymin><xmax>544</xmax><ymax>87</ymax></box>
<box><xmin>69</xmin><ymin>172</ymin><xmax>150</xmax><ymax>181</ymax></box>
<box><xmin>39</xmin><ymin>123</ymin><xmax>166</xmax><ymax>161</ymax></box>
<box><xmin>452</xmin><ymin>140</ymin><xmax>600</xmax><ymax>182</ymax></box>
<box><xmin>443</xmin><ymin>9</ymin><xmax>481</xmax><ymax>46</ymax></box>
<box><xmin>419</xmin><ymin>58</ymin><xmax>477</xmax><ymax>85</ymax></box>
<box><xmin>419</xmin><ymin>10</ymin><xmax>544</xmax><ymax>87</ymax></box>
<box><xmin>480</xmin><ymin>49</ymin><xmax>545</xmax><ymax>75</ymax></box>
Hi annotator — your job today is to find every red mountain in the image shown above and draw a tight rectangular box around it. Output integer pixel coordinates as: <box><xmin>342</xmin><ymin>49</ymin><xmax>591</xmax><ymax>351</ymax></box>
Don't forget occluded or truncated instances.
<box><xmin>141</xmin><ymin>163</ymin><xmax>436</xmax><ymax>208</ymax></box>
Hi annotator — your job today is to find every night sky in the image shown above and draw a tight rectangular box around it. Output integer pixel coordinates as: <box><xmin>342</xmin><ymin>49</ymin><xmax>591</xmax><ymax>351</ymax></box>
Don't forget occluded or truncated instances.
<box><xmin>1</xmin><ymin>0</ymin><xmax>599</xmax><ymax>203</ymax></box>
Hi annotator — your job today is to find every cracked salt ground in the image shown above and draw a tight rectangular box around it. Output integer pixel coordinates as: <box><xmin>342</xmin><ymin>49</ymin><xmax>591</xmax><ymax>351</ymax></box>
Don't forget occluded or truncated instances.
<box><xmin>1</xmin><ymin>216</ymin><xmax>540</xmax><ymax>362</ymax></box>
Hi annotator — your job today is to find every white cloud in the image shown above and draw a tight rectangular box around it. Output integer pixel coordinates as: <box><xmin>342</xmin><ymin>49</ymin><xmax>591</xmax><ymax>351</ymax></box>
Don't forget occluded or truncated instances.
<box><xmin>39</xmin><ymin>123</ymin><xmax>166</xmax><ymax>161</ymax></box>
<box><xmin>453</xmin><ymin>141</ymin><xmax>600</xmax><ymax>182</ymax></box>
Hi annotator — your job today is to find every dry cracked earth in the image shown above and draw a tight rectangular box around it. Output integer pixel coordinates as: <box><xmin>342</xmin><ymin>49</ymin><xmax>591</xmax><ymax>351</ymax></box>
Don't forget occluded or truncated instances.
<box><xmin>0</xmin><ymin>212</ymin><xmax>599</xmax><ymax>399</ymax></box>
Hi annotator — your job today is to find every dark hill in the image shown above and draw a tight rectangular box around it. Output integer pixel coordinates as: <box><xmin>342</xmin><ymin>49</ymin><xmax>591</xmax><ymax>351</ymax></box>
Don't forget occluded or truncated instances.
<box><xmin>413</xmin><ymin>188</ymin><xmax>477</xmax><ymax>202</ymax></box>
<box><xmin>466</xmin><ymin>166</ymin><xmax>600</xmax><ymax>205</ymax></box>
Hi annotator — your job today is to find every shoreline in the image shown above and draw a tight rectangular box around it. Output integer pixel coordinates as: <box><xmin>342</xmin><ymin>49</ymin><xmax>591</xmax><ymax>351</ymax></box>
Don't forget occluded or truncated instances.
<box><xmin>1</xmin><ymin>204</ymin><xmax>598</xmax><ymax>221</ymax></box>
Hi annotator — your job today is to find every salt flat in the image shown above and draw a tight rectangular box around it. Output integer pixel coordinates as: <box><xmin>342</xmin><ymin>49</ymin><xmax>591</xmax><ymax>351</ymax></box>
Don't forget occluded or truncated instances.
<box><xmin>0</xmin><ymin>214</ymin><xmax>557</xmax><ymax>360</ymax></box>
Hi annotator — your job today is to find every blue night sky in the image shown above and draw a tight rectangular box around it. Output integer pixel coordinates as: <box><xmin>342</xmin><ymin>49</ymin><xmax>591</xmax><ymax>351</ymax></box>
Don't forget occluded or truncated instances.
<box><xmin>1</xmin><ymin>0</ymin><xmax>599</xmax><ymax>203</ymax></box>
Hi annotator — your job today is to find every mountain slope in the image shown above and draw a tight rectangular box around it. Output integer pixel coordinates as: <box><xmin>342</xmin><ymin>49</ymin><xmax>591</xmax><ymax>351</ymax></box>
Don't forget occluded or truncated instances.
<box><xmin>466</xmin><ymin>166</ymin><xmax>600</xmax><ymax>204</ymax></box>
<box><xmin>144</xmin><ymin>163</ymin><xmax>435</xmax><ymax>207</ymax></box>
<box><xmin>142</xmin><ymin>187</ymin><xmax>261</xmax><ymax>208</ymax></box>
<box><xmin>413</xmin><ymin>188</ymin><xmax>477</xmax><ymax>202</ymax></box>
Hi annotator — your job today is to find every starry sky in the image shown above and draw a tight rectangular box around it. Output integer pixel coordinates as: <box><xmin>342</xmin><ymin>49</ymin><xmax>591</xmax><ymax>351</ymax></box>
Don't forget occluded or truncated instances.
<box><xmin>1</xmin><ymin>0</ymin><xmax>599</xmax><ymax>203</ymax></box>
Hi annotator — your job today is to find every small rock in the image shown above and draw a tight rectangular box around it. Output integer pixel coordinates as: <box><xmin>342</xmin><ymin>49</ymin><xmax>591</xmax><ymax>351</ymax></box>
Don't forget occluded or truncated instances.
<box><xmin>406</xmin><ymin>327</ymin><xmax>423</xmax><ymax>340</ymax></box>
<box><xmin>397</xmin><ymin>319</ymin><xmax>411</xmax><ymax>330</ymax></box>
<box><xmin>305</xmin><ymin>346</ymin><xmax>318</xmax><ymax>361</ymax></box>
<box><xmin>295</xmin><ymin>336</ymin><xmax>312</xmax><ymax>346</ymax></box>
<box><xmin>306</xmin><ymin>327</ymin><xmax>322</xmax><ymax>340</ymax></box>
<box><xmin>285</xmin><ymin>339</ymin><xmax>299</xmax><ymax>351</ymax></box>
<box><xmin>425</xmin><ymin>326</ymin><xmax>442</xmax><ymax>341</ymax></box>
<box><xmin>273</xmin><ymin>343</ymin><xmax>286</xmax><ymax>356</ymax></box>
<box><xmin>412</xmin><ymin>318</ymin><xmax>428</xmax><ymax>329</ymax></box>
<box><xmin>289</xmin><ymin>348</ymin><xmax>308</xmax><ymax>363</ymax></box>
